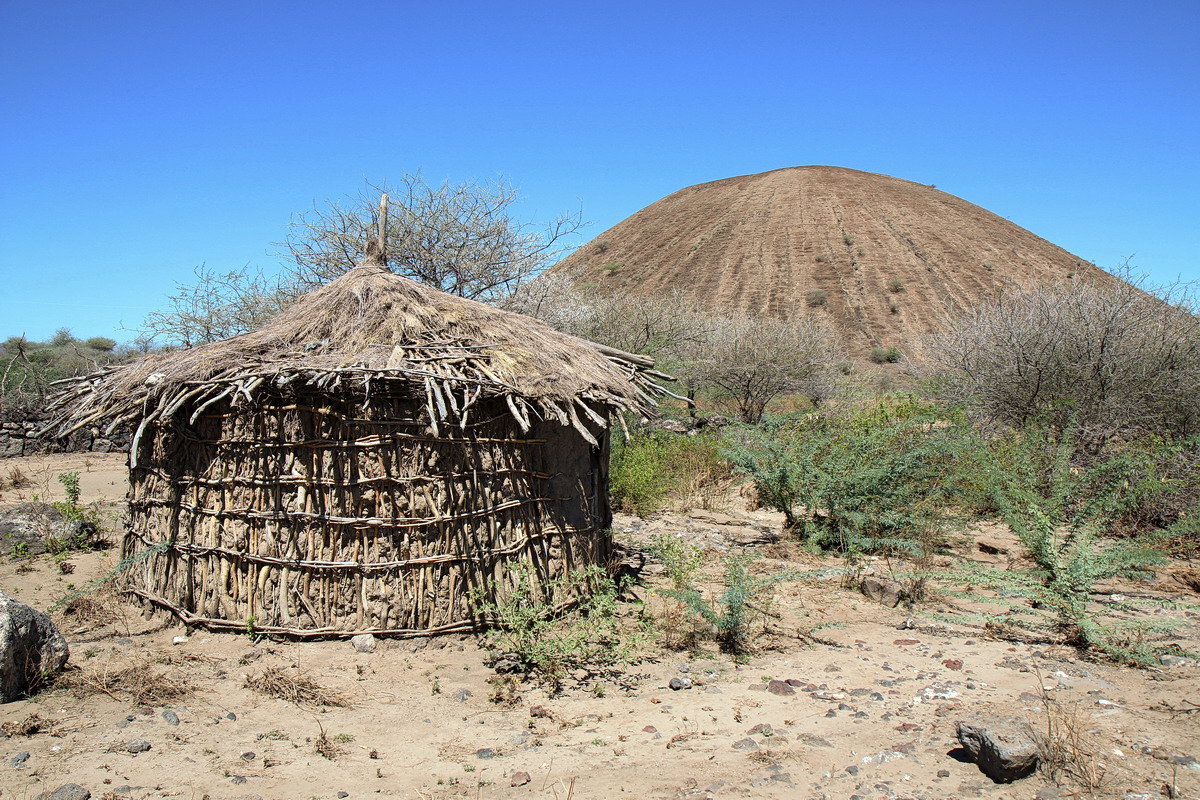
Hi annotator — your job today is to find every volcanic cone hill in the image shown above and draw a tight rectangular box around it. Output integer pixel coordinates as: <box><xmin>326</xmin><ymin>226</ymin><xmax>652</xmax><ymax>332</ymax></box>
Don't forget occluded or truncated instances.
<box><xmin>547</xmin><ymin>166</ymin><xmax>1116</xmax><ymax>357</ymax></box>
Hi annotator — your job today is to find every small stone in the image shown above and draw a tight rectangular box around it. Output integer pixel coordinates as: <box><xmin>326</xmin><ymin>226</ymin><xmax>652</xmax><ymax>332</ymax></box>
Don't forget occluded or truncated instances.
<box><xmin>784</xmin><ymin>678</ymin><xmax>804</xmax><ymax>687</ymax></box>
<box><xmin>845</xmin><ymin>765</ymin><xmax>859</xmax><ymax>775</ymax></box>
<box><xmin>1160</xmin><ymin>654</ymin><xmax>1195</xmax><ymax>667</ymax></box>
<box><xmin>475</xmin><ymin>748</ymin><xmax>495</xmax><ymax>759</ymax></box>
<box><xmin>241</xmin><ymin>751</ymin><xmax>256</xmax><ymax>761</ymax></box>
<box><xmin>230</xmin><ymin>776</ymin><xmax>247</xmax><ymax>785</ymax></box>
<box><xmin>454</xmin><ymin>688</ymin><xmax>473</xmax><ymax>702</ymax></box>
<box><xmin>11</xmin><ymin>750</ymin><xmax>30</xmax><ymax>766</ymax></box>
<box><xmin>124</xmin><ymin>739</ymin><xmax>151</xmax><ymax>754</ymax></box>
<box><xmin>510</xmin><ymin>771</ymin><xmax>531</xmax><ymax>787</ymax></box>
<box><xmin>748</xmin><ymin>723</ymin><xmax>773</xmax><ymax>736</ymax></box>
<box><xmin>642</xmin><ymin>725</ymin><xmax>657</xmax><ymax>733</ymax></box>
<box><xmin>171</xmin><ymin>636</ymin><xmax>188</xmax><ymax>645</ymax></box>
<box><xmin>161</xmin><ymin>710</ymin><xmax>180</xmax><ymax>726</ymax></box>
<box><xmin>893</xmin><ymin>638</ymin><xmax>920</xmax><ymax>646</ymax></box>
<box><xmin>731</xmin><ymin>737</ymin><xmax>759</xmax><ymax>751</ymax></box>
<box><xmin>226</xmin><ymin>712</ymin><xmax>237</xmax><ymax>721</ymax></box>
<box><xmin>766</xmin><ymin>680</ymin><xmax>795</xmax><ymax>696</ymax></box>
<box><xmin>337</xmin><ymin>793</ymin><xmax>349</xmax><ymax>798</ymax></box>
<box><xmin>668</xmin><ymin>676</ymin><xmax>692</xmax><ymax>690</ymax></box>
<box><xmin>798</xmin><ymin>733</ymin><xmax>834</xmax><ymax>748</ymax></box>
<box><xmin>39</xmin><ymin>784</ymin><xmax>91</xmax><ymax>800</ymax></box>
<box><xmin>937</xmin><ymin>769</ymin><xmax>951</xmax><ymax>778</ymax></box>
<box><xmin>350</xmin><ymin>634</ymin><xmax>376</xmax><ymax>653</ymax></box>
<box><xmin>942</xmin><ymin>659</ymin><xmax>964</xmax><ymax>671</ymax></box>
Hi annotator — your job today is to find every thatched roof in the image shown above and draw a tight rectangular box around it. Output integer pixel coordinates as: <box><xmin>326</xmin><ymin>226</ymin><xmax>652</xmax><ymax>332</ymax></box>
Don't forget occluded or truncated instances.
<box><xmin>46</xmin><ymin>266</ymin><xmax>676</xmax><ymax>448</ymax></box>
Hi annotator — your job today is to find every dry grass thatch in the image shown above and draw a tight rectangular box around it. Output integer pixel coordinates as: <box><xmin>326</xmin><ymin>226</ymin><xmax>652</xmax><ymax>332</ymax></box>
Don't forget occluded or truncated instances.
<box><xmin>44</xmin><ymin>266</ymin><xmax>674</xmax><ymax>450</ymax></box>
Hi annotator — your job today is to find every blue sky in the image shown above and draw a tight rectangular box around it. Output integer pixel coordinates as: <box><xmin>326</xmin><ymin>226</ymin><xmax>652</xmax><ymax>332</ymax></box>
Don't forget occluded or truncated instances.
<box><xmin>1</xmin><ymin>0</ymin><xmax>1196</xmax><ymax>342</ymax></box>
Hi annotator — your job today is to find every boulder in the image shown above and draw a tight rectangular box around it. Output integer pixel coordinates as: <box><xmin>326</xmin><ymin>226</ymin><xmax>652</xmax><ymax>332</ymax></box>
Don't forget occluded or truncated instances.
<box><xmin>0</xmin><ymin>503</ymin><xmax>96</xmax><ymax>557</ymax></box>
<box><xmin>956</xmin><ymin>716</ymin><xmax>1040</xmax><ymax>783</ymax></box>
<box><xmin>0</xmin><ymin>591</ymin><xmax>70</xmax><ymax>701</ymax></box>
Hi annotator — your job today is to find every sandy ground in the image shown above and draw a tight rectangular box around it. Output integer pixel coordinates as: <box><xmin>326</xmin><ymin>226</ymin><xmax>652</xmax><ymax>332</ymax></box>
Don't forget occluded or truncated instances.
<box><xmin>1</xmin><ymin>453</ymin><xmax>1198</xmax><ymax>800</ymax></box>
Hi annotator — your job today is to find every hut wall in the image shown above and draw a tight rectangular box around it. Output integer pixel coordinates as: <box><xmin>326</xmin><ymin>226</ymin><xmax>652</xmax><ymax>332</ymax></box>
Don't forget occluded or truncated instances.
<box><xmin>122</xmin><ymin>387</ymin><xmax>612</xmax><ymax>636</ymax></box>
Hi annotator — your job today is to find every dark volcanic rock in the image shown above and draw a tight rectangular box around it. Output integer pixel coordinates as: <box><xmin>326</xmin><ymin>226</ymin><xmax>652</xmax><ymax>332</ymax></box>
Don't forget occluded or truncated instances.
<box><xmin>956</xmin><ymin>716</ymin><xmax>1040</xmax><ymax>783</ymax></box>
<box><xmin>37</xmin><ymin>785</ymin><xmax>90</xmax><ymax>800</ymax></box>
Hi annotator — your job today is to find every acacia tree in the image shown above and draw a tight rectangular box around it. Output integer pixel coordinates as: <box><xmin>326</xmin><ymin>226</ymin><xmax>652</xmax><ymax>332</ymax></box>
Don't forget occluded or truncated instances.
<box><xmin>927</xmin><ymin>276</ymin><xmax>1200</xmax><ymax>450</ymax></box>
<box><xmin>279</xmin><ymin>174</ymin><xmax>585</xmax><ymax>302</ymax></box>
<box><xmin>681</xmin><ymin>313</ymin><xmax>837</xmax><ymax>423</ymax></box>
<box><xmin>140</xmin><ymin>265</ymin><xmax>291</xmax><ymax>347</ymax></box>
<box><xmin>504</xmin><ymin>273</ymin><xmax>708</xmax><ymax>358</ymax></box>
<box><xmin>141</xmin><ymin>175</ymin><xmax>586</xmax><ymax>347</ymax></box>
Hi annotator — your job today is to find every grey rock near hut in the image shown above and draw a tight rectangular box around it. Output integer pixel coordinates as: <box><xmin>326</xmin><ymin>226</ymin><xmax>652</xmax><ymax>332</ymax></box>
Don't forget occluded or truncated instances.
<box><xmin>669</xmin><ymin>676</ymin><xmax>692</xmax><ymax>690</ymax></box>
<box><xmin>161</xmin><ymin>709</ymin><xmax>180</xmax><ymax>726</ymax></box>
<box><xmin>0</xmin><ymin>503</ymin><xmax>96</xmax><ymax>558</ymax></box>
<box><xmin>0</xmin><ymin>590</ymin><xmax>70</xmax><ymax>701</ymax></box>
<box><xmin>956</xmin><ymin>716</ymin><xmax>1040</xmax><ymax>783</ymax></box>
<box><xmin>37</xmin><ymin>785</ymin><xmax>91</xmax><ymax>800</ymax></box>
<box><xmin>859</xmin><ymin>576</ymin><xmax>903</xmax><ymax>608</ymax></box>
<box><xmin>350</xmin><ymin>633</ymin><xmax>376</xmax><ymax>653</ymax></box>
<box><xmin>124</xmin><ymin>738</ymin><xmax>152</xmax><ymax>754</ymax></box>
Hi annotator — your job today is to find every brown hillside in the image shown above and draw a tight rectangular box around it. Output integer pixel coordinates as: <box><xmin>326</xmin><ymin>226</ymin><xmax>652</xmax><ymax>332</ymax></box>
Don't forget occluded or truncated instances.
<box><xmin>548</xmin><ymin>166</ymin><xmax>1116</xmax><ymax>356</ymax></box>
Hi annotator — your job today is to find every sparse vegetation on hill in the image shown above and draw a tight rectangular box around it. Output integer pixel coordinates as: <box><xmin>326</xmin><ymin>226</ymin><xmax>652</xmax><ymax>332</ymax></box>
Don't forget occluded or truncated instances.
<box><xmin>544</xmin><ymin>166</ymin><xmax>1114</xmax><ymax>358</ymax></box>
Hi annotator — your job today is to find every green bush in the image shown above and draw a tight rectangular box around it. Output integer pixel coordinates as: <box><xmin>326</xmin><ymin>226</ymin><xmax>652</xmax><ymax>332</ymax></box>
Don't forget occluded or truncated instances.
<box><xmin>474</xmin><ymin>564</ymin><xmax>649</xmax><ymax>688</ymax></box>
<box><xmin>667</xmin><ymin>553</ymin><xmax>797</xmax><ymax>658</ymax></box>
<box><xmin>723</xmin><ymin>399</ymin><xmax>969</xmax><ymax>554</ymax></box>
<box><xmin>886</xmin><ymin>279</ymin><xmax>905</xmax><ymax>293</ymax></box>
<box><xmin>805</xmin><ymin>289</ymin><xmax>829</xmax><ymax>307</ymax></box>
<box><xmin>870</xmin><ymin>346</ymin><xmax>903</xmax><ymax>363</ymax></box>
<box><xmin>953</xmin><ymin>425</ymin><xmax>1177</xmax><ymax>663</ymax></box>
<box><xmin>647</xmin><ymin>531</ymin><xmax>704</xmax><ymax>591</ymax></box>
<box><xmin>610</xmin><ymin>430</ymin><xmax>730</xmax><ymax>515</ymax></box>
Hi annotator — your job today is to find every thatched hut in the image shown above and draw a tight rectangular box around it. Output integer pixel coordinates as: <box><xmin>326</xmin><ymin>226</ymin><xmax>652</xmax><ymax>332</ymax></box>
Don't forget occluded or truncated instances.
<box><xmin>46</xmin><ymin>264</ymin><xmax>670</xmax><ymax>637</ymax></box>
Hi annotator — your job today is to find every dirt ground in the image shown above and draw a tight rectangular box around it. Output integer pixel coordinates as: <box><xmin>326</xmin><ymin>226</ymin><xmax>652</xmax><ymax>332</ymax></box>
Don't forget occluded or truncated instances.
<box><xmin>1</xmin><ymin>453</ymin><xmax>1198</xmax><ymax>800</ymax></box>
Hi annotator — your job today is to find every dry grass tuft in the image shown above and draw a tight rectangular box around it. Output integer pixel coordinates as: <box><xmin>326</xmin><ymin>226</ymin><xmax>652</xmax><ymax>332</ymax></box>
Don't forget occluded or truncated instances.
<box><xmin>58</xmin><ymin>585</ymin><xmax>127</xmax><ymax>629</ymax></box>
<box><xmin>1032</xmin><ymin>681</ymin><xmax>1110</xmax><ymax>792</ymax></box>
<box><xmin>3</xmin><ymin>466</ymin><xmax>32</xmax><ymax>490</ymax></box>
<box><xmin>245</xmin><ymin>666</ymin><xmax>350</xmax><ymax>708</ymax></box>
<box><xmin>60</xmin><ymin>655</ymin><xmax>196</xmax><ymax>705</ymax></box>
<box><xmin>314</xmin><ymin>725</ymin><xmax>343</xmax><ymax>760</ymax></box>
<box><xmin>1</xmin><ymin>713</ymin><xmax>55</xmax><ymax>737</ymax></box>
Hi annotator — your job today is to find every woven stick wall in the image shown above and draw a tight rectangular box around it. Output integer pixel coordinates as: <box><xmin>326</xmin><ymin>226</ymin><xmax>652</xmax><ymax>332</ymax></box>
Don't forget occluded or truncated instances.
<box><xmin>123</xmin><ymin>387</ymin><xmax>610</xmax><ymax>637</ymax></box>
